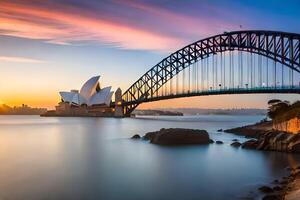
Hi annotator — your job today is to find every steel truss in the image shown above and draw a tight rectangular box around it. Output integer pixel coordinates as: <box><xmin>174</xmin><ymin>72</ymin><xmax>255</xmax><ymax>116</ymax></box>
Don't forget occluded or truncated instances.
<box><xmin>121</xmin><ymin>30</ymin><xmax>300</xmax><ymax>116</ymax></box>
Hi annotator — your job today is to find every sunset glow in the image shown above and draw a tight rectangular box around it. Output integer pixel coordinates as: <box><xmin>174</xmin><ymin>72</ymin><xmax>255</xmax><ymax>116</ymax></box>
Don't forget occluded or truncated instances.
<box><xmin>0</xmin><ymin>0</ymin><xmax>300</xmax><ymax>109</ymax></box>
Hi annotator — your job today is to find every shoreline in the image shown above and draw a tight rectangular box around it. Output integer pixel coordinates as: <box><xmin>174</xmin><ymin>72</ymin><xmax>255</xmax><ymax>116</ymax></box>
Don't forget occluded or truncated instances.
<box><xmin>224</xmin><ymin>120</ymin><xmax>272</xmax><ymax>139</ymax></box>
<box><xmin>223</xmin><ymin>120</ymin><xmax>300</xmax><ymax>200</ymax></box>
<box><xmin>284</xmin><ymin>167</ymin><xmax>300</xmax><ymax>200</ymax></box>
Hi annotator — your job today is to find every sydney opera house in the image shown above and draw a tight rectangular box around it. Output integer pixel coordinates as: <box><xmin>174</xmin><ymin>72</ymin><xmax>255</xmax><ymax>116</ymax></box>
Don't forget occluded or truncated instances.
<box><xmin>43</xmin><ymin>76</ymin><xmax>118</xmax><ymax>117</ymax></box>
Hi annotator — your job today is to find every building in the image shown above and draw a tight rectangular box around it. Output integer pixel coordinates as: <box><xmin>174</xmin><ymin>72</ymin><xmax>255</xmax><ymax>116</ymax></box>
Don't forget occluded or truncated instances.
<box><xmin>43</xmin><ymin>75</ymin><xmax>117</xmax><ymax>117</ymax></box>
<box><xmin>0</xmin><ymin>104</ymin><xmax>47</xmax><ymax>115</ymax></box>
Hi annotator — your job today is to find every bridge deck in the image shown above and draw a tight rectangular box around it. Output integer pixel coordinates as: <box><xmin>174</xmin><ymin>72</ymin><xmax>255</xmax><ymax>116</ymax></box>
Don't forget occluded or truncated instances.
<box><xmin>111</xmin><ymin>86</ymin><xmax>300</xmax><ymax>107</ymax></box>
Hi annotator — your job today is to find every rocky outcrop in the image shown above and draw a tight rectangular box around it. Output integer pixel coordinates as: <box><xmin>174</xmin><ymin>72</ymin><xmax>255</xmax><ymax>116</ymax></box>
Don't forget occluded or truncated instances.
<box><xmin>240</xmin><ymin>132</ymin><xmax>300</xmax><ymax>153</ymax></box>
<box><xmin>224</xmin><ymin>119</ymin><xmax>300</xmax><ymax>153</ymax></box>
<box><xmin>285</xmin><ymin>173</ymin><xmax>300</xmax><ymax>200</ymax></box>
<box><xmin>224</xmin><ymin>120</ymin><xmax>272</xmax><ymax>139</ymax></box>
<box><xmin>247</xmin><ymin>165</ymin><xmax>300</xmax><ymax>200</ymax></box>
<box><xmin>273</xmin><ymin>117</ymin><xmax>300</xmax><ymax>134</ymax></box>
<box><xmin>256</xmin><ymin>132</ymin><xmax>300</xmax><ymax>153</ymax></box>
<box><xmin>143</xmin><ymin>128</ymin><xmax>210</xmax><ymax>145</ymax></box>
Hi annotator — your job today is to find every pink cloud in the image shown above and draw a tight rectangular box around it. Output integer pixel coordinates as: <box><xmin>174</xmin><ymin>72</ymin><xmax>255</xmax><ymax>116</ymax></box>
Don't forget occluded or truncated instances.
<box><xmin>0</xmin><ymin>56</ymin><xmax>45</xmax><ymax>64</ymax></box>
<box><xmin>117</xmin><ymin>0</ymin><xmax>238</xmax><ymax>38</ymax></box>
<box><xmin>0</xmin><ymin>2</ymin><xmax>186</xmax><ymax>51</ymax></box>
<box><xmin>0</xmin><ymin>1</ymin><xmax>238</xmax><ymax>52</ymax></box>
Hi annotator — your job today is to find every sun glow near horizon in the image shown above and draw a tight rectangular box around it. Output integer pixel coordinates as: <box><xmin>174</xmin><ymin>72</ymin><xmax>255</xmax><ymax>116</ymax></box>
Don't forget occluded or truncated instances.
<box><xmin>1</xmin><ymin>0</ymin><xmax>300</xmax><ymax>110</ymax></box>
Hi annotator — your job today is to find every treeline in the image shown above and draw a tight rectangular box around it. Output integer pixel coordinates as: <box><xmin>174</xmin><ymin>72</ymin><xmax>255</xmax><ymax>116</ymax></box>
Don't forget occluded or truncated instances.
<box><xmin>267</xmin><ymin>99</ymin><xmax>300</xmax><ymax>122</ymax></box>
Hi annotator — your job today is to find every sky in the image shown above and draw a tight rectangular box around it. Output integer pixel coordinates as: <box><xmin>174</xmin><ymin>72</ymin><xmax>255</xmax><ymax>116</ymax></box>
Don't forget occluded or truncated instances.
<box><xmin>0</xmin><ymin>0</ymin><xmax>300</xmax><ymax>109</ymax></box>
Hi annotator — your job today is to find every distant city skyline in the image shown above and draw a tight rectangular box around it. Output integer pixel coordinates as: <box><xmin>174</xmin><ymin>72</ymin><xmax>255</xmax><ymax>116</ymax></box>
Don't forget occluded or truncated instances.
<box><xmin>1</xmin><ymin>0</ymin><xmax>300</xmax><ymax>109</ymax></box>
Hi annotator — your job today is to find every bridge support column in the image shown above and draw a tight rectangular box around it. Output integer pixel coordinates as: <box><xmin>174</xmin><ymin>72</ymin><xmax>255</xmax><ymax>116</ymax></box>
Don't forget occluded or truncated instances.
<box><xmin>114</xmin><ymin>87</ymin><xmax>124</xmax><ymax>117</ymax></box>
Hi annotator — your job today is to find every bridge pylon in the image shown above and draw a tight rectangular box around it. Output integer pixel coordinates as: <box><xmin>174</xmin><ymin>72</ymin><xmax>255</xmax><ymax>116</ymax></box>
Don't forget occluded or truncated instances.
<box><xmin>114</xmin><ymin>88</ymin><xmax>124</xmax><ymax>117</ymax></box>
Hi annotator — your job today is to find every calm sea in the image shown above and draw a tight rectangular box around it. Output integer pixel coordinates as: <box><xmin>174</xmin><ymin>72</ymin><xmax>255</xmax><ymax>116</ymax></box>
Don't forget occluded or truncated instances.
<box><xmin>0</xmin><ymin>115</ymin><xmax>299</xmax><ymax>200</ymax></box>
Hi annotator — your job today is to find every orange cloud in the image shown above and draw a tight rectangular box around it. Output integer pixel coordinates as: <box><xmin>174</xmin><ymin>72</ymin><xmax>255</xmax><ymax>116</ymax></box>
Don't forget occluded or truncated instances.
<box><xmin>0</xmin><ymin>2</ymin><xmax>186</xmax><ymax>51</ymax></box>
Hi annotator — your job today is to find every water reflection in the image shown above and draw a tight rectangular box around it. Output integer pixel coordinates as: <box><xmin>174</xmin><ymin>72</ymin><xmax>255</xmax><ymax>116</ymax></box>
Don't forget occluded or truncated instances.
<box><xmin>0</xmin><ymin>115</ymin><xmax>299</xmax><ymax>200</ymax></box>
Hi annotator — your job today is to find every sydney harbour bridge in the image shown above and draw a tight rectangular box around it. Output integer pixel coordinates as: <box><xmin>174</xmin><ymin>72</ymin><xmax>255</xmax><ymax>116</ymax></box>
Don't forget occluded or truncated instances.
<box><xmin>113</xmin><ymin>30</ymin><xmax>300</xmax><ymax>116</ymax></box>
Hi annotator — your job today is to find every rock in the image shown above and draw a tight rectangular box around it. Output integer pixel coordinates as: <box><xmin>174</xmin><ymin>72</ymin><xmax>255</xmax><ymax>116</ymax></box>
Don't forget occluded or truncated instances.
<box><xmin>241</xmin><ymin>139</ymin><xmax>258</xmax><ymax>149</ymax></box>
<box><xmin>143</xmin><ymin>131</ymin><xmax>157</xmax><ymax>140</ymax></box>
<box><xmin>256</xmin><ymin>138</ymin><xmax>269</xmax><ymax>150</ymax></box>
<box><xmin>288</xmin><ymin>141</ymin><xmax>300</xmax><ymax>153</ymax></box>
<box><xmin>131</xmin><ymin>134</ymin><xmax>141</xmax><ymax>139</ymax></box>
<box><xmin>291</xmin><ymin>170</ymin><xmax>300</xmax><ymax>177</ymax></box>
<box><xmin>280</xmin><ymin>180</ymin><xmax>288</xmax><ymax>185</ymax></box>
<box><xmin>258</xmin><ymin>186</ymin><xmax>273</xmax><ymax>193</ymax></box>
<box><xmin>273</xmin><ymin>186</ymin><xmax>282</xmax><ymax>191</ymax></box>
<box><xmin>209</xmin><ymin>139</ymin><xmax>214</xmax><ymax>144</ymax></box>
<box><xmin>146</xmin><ymin>128</ymin><xmax>210</xmax><ymax>145</ymax></box>
<box><xmin>262</xmin><ymin>194</ymin><xmax>283</xmax><ymax>200</ymax></box>
<box><xmin>273</xmin><ymin>179</ymin><xmax>279</xmax><ymax>184</ymax></box>
<box><xmin>216</xmin><ymin>140</ymin><xmax>223</xmax><ymax>144</ymax></box>
<box><xmin>217</xmin><ymin>129</ymin><xmax>223</xmax><ymax>132</ymax></box>
<box><xmin>285</xmin><ymin>166</ymin><xmax>292</xmax><ymax>171</ymax></box>
<box><xmin>232</xmin><ymin>139</ymin><xmax>239</xmax><ymax>142</ymax></box>
<box><xmin>224</xmin><ymin>124</ymin><xmax>300</xmax><ymax>153</ymax></box>
<box><xmin>224</xmin><ymin>123</ymin><xmax>269</xmax><ymax>139</ymax></box>
<box><xmin>231</xmin><ymin>141</ymin><xmax>242</xmax><ymax>147</ymax></box>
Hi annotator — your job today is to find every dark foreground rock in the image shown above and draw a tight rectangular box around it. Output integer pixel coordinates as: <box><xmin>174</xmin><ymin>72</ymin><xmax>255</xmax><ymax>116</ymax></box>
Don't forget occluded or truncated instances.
<box><xmin>131</xmin><ymin>134</ymin><xmax>141</xmax><ymax>139</ymax></box>
<box><xmin>235</xmin><ymin>131</ymin><xmax>300</xmax><ymax>153</ymax></box>
<box><xmin>241</xmin><ymin>139</ymin><xmax>259</xmax><ymax>149</ymax></box>
<box><xmin>143</xmin><ymin>128</ymin><xmax>210</xmax><ymax>145</ymax></box>
<box><xmin>255</xmin><ymin>132</ymin><xmax>300</xmax><ymax>153</ymax></box>
<box><xmin>262</xmin><ymin>194</ymin><xmax>283</xmax><ymax>200</ymax></box>
<box><xmin>143</xmin><ymin>131</ymin><xmax>156</xmax><ymax>140</ymax></box>
<box><xmin>273</xmin><ymin>186</ymin><xmax>282</xmax><ymax>191</ymax></box>
<box><xmin>216</xmin><ymin>140</ymin><xmax>223</xmax><ymax>144</ymax></box>
<box><xmin>231</xmin><ymin>141</ymin><xmax>242</xmax><ymax>147</ymax></box>
<box><xmin>259</xmin><ymin>186</ymin><xmax>274</xmax><ymax>193</ymax></box>
<box><xmin>262</xmin><ymin>167</ymin><xmax>300</xmax><ymax>200</ymax></box>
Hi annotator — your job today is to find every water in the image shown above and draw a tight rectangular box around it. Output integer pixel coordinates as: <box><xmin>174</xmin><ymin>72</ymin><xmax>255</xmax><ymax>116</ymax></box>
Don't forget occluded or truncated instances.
<box><xmin>0</xmin><ymin>115</ymin><xmax>299</xmax><ymax>200</ymax></box>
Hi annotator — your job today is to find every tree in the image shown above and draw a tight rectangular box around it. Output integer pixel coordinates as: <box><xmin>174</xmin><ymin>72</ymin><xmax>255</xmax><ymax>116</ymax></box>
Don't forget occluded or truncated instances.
<box><xmin>267</xmin><ymin>99</ymin><xmax>290</xmax><ymax>120</ymax></box>
<box><xmin>267</xmin><ymin>99</ymin><xmax>282</xmax><ymax>105</ymax></box>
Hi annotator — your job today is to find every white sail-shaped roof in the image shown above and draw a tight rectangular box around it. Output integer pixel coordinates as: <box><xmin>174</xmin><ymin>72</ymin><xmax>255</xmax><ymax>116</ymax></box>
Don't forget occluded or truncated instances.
<box><xmin>59</xmin><ymin>75</ymin><xmax>113</xmax><ymax>107</ymax></box>
<box><xmin>59</xmin><ymin>92</ymin><xmax>75</xmax><ymax>103</ymax></box>
<box><xmin>88</xmin><ymin>86</ymin><xmax>112</xmax><ymax>106</ymax></box>
<box><xmin>79</xmin><ymin>76</ymin><xmax>100</xmax><ymax>102</ymax></box>
<box><xmin>71</xmin><ymin>93</ymin><xmax>86</xmax><ymax>105</ymax></box>
<box><xmin>105</xmin><ymin>91</ymin><xmax>114</xmax><ymax>106</ymax></box>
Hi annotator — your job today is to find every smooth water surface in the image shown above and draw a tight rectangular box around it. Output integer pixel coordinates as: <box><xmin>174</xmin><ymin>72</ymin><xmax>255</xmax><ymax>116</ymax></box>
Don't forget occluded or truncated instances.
<box><xmin>0</xmin><ymin>115</ymin><xmax>299</xmax><ymax>200</ymax></box>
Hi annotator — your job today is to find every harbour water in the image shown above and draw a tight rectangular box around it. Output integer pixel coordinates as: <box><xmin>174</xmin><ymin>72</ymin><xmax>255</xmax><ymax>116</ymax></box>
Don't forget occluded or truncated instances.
<box><xmin>0</xmin><ymin>115</ymin><xmax>299</xmax><ymax>200</ymax></box>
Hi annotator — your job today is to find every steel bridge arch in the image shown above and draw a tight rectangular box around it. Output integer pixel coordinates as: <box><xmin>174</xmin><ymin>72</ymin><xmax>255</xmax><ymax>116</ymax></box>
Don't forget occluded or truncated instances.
<box><xmin>121</xmin><ymin>30</ymin><xmax>300</xmax><ymax>116</ymax></box>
